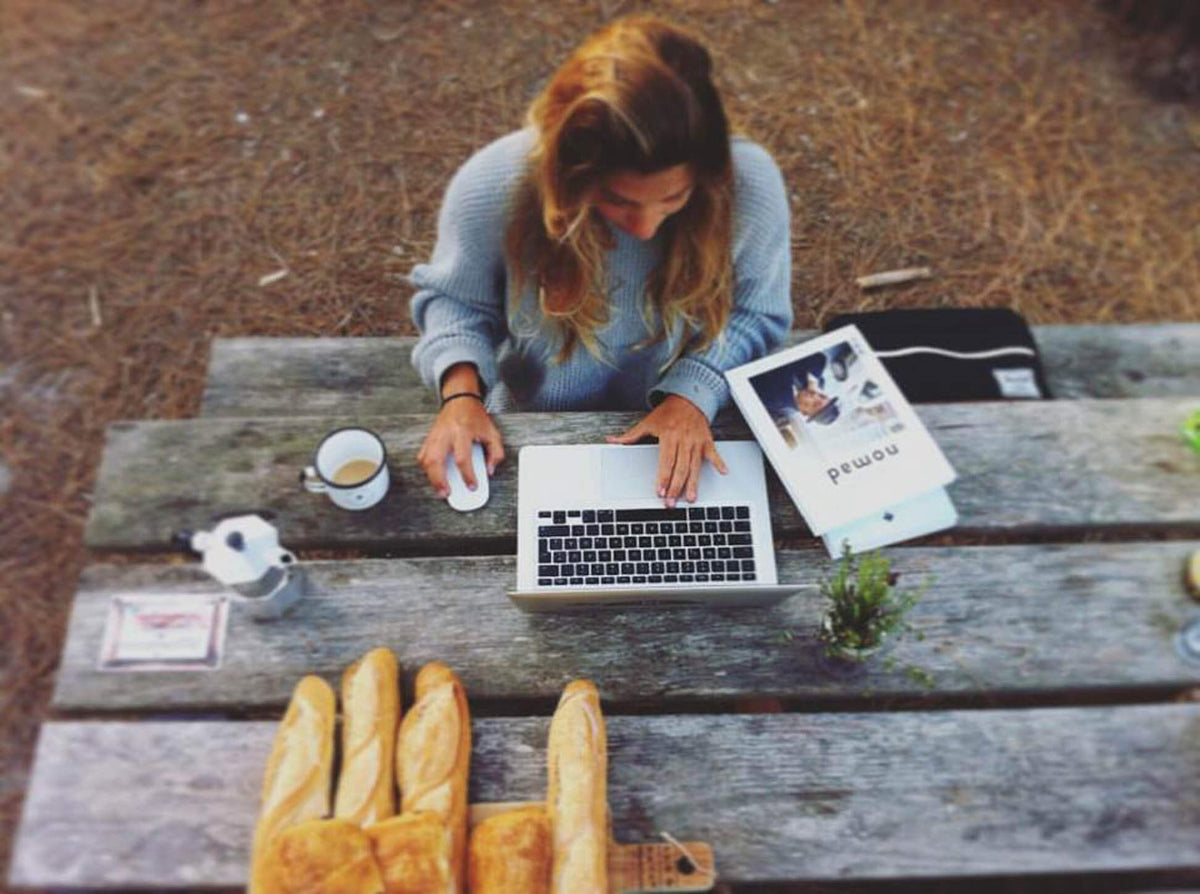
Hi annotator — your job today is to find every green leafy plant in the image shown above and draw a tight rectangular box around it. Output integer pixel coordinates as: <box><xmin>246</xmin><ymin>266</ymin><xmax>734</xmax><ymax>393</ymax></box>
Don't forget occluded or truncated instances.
<box><xmin>819</xmin><ymin>543</ymin><xmax>925</xmax><ymax>660</ymax></box>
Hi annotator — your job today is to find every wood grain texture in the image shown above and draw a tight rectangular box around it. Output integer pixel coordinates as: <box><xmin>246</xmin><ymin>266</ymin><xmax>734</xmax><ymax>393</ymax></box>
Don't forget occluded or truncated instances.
<box><xmin>52</xmin><ymin>542</ymin><xmax>1200</xmax><ymax>713</ymax></box>
<box><xmin>1034</xmin><ymin>323</ymin><xmax>1200</xmax><ymax>399</ymax></box>
<box><xmin>197</xmin><ymin>324</ymin><xmax>1200</xmax><ymax>417</ymax></box>
<box><xmin>13</xmin><ymin>706</ymin><xmax>1200</xmax><ymax>887</ymax></box>
<box><xmin>83</xmin><ymin>397</ymin><xmax>1200</xmax><ymax>552</ymax></box>
<box><xmin>202</xmin><ymin>337</ymin><xmax>442</xmax><ymax>417</ymax></box>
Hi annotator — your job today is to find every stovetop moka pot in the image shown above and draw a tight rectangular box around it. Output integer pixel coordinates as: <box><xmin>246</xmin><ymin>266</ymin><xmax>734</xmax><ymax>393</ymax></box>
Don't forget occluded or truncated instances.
<box><xmin>173</xmin><ymin>512</ymin><xmax>306</xmax><ymax>620</ymax></box>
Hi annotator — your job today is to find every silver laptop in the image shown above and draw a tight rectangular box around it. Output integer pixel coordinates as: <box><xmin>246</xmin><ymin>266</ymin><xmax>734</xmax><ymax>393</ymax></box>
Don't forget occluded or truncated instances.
<box><xmin>508</xmin><ymin>441</ymin><xmax>805</xmax><ymax>611</ymax></box>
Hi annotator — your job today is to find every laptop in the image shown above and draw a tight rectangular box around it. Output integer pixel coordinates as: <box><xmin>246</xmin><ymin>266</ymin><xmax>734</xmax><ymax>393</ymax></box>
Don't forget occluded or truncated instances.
<box><xmin>508</xmin><ymin>440</ymin><xmax>807</xmax><ymax>611</ymax></box>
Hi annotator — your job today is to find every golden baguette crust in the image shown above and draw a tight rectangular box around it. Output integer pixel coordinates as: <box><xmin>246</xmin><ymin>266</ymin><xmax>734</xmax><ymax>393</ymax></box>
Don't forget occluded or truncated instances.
<box><xmin>395</xmin><ymin>662</ymin><xmax>471</xmax><ymax>894</ymax></box>
<box><xmin>253</xmin><ymin>818</ymin><xmax>384</xmax><ymax>894</ymax></box>
<box><xmin>250</xmin><ymin>675</ymin><xmax>337</xmax><ymax>893</ymax></box>
<box><xmin>547</xmin><ymin>680</ymin><xmax>608</xmax><ymax>894</ymax></box>
<box><xmin>335</xmin><ymin>647</ymin><xmax>402</xmax><ymax>826</ymax></box>
<box><xmin>365</xmin><ymin>812</ymin><xmax>452</xmax><ymax>894</ymax></box>
<box><xmin>468</xmin><ymin>805</ymin><xmax>551</xmax><ymax>894</ymax></box>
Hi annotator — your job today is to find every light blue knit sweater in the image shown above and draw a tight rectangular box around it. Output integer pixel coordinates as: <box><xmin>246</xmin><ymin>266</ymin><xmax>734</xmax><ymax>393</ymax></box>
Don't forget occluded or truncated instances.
<box><xmin>410</xmin><ymin>129</ymin><xmax>792</xmax><ymax>420</ymax></box>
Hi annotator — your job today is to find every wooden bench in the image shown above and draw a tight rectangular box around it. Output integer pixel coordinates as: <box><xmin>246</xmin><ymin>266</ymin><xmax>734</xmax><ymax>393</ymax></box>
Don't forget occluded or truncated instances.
<box><xmin>48</xmin><ymin>542</ymin><xmax>1200</xmax><ymax>714</ymax></box>
<box><xmin>10</xmin><ymin>322</ymin><xmax>1200</xmax><ymax>891</ymax></box>
<box><xmin>84</xmin><ymin>399</ymin><xmax>1200</xmax><ymax>553</ymax></box>
<box><xmin>198</xmin><ymin>323</ymin><xmax>1200</xmax><ymax>417</ymax></box>
<box><xmin>13</xmin><ymin>705</ymin><xmax>1200</xmax><ymax>888</ymax></box>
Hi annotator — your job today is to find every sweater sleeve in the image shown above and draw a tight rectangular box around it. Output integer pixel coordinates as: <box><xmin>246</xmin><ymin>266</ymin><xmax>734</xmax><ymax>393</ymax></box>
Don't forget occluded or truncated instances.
<box><xmin>409</xmin><ymin>131</ymin><xmax>531</xmax><ymax>394</ymax></box>
<box><xmin>651</xmin><ymin>141</ymin><xmax>793</xmax><ymax>420</ymax></box>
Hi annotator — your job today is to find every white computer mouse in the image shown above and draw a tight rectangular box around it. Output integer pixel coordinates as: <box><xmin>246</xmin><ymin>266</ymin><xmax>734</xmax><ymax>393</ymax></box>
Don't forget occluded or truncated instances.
<box><xmin>445</xmin><ymin>442</ymin><xmax>489</xmax><ymax>512</ymax></box>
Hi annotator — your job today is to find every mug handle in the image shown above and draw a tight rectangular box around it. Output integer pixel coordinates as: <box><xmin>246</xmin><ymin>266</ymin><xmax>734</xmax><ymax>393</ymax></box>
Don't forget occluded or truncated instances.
<box><xmin>300</xmin><ymin>466</ymin><xmax>326</xmax><ymax>493</ymax></box>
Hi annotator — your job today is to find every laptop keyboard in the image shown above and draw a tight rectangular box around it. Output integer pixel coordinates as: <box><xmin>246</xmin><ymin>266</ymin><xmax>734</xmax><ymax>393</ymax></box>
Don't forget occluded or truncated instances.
<box><xmin>535</xmin><ymin>505</ymin><xmax>758</xmax><ymax>588</ymax></box>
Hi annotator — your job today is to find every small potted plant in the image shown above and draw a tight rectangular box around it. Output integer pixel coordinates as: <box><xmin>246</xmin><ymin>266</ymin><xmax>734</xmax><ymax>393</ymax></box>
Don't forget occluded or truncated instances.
<box><xmin>818</xmin><ymin>543</ymin><xmax>923</xmax><ymax>661</ymax></box>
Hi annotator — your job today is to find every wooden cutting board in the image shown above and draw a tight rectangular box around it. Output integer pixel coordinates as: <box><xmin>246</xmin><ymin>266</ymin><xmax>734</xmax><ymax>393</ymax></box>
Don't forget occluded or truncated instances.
<box><xmin>470</xmin><ymin>802</ymin><xmax>716</xmax><ymax>893</ymax></box>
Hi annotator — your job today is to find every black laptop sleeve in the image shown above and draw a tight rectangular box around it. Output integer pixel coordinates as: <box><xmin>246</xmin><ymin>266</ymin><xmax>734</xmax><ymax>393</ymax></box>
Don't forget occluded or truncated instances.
<box><xmin>822</xmin><ymin>307</ymin><xmax>1051</xmax><ymax>403</ymax></box>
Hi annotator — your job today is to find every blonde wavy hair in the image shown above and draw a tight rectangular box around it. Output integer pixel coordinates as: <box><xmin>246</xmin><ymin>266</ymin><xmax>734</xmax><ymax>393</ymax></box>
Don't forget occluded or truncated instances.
<box><xmin>505</xmin><ymin>16</ymin><xmax>734</xmax><ymax>364</ymax></box>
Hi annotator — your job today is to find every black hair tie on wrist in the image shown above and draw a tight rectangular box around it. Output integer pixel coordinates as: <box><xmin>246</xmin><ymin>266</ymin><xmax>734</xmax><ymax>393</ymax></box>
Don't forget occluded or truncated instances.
<box><xmin>441</xmin><ymin>391</ymin><xmax>484</xmax><ymax>407</ymax></box>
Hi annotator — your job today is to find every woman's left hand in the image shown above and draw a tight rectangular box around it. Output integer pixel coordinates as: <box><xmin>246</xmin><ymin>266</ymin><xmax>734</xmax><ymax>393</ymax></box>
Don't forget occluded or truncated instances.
<box><xmin>606</xmin><ymin>394</ymin><xmax>728</xmax><ymax>506</ymax></box>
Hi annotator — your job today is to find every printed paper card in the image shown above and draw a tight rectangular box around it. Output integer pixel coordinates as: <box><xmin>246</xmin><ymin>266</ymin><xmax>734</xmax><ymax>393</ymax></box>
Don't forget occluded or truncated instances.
<box><xmin>98</xmin><ymin>592</ymin><xmax>229</xmax><ymax>672</ymax></box>
<box><xmin>725</xmin><ymin>324</ymin><xmax>957</xmax><ymax>534</ymax></box>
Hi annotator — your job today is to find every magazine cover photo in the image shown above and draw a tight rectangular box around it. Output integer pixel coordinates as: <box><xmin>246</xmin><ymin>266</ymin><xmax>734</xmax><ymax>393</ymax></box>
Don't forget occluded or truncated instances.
<box><xmin>747</xmin><ymin>337</ymin><xmax>906</xmax><ymax>469</ymax></box>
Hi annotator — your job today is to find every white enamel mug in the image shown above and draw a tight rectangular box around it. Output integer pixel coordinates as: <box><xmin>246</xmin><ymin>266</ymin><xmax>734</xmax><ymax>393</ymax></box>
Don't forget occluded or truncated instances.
<box><xmin>301</xmin><ymin>427</ymin><xmax>390</xmax><ymax>510</ymax></box>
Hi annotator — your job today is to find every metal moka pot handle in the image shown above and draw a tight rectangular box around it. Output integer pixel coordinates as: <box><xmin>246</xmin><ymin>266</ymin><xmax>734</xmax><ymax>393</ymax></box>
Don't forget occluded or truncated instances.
<box><xmin>170</xmin><ymin>509</ymin><xmax>278</xmax><ymax>554</ymax></box>
<box><xmin>171</xmin><ymin>528</ymin><xmax>198</xmax><ymax>555</ymax></box>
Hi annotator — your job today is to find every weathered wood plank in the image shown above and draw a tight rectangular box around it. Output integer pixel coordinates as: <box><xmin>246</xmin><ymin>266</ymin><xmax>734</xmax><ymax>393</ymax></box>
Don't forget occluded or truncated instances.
<box><xmin>202</xmin><ymin>337</ymin><xmax>442</xmax><ymax>417</ymax></box>
<box><xmin>1035</xmin><ymin>323</ymin><xmax>1200</xmax><ymax>399</ymax></box>
<box><xmin>12</xmin><ymin>706</ymin><xmax>1200</xmax><ymax>887</ymax></box>
<box><xmin>52</xmin><ymin>542</ymin><xmax>1200</xmax><ymax>713</ymax></box>
<box><xmin>83</xmin><ymin>397</ymin><xmax>1200</xmax><ymax>552</ymax></box>
<box><xmin>197</xmin><ymin>324</ymin><xmax>1200</xmax><ymax>417</ymax></box>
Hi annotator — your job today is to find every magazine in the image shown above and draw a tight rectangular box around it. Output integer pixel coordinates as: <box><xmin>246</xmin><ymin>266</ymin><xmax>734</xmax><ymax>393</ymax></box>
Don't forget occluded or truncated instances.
<box><xmin>725</xmin><ymin>324</ymin><xmax>958</xmax><ymax>555</ymax></box>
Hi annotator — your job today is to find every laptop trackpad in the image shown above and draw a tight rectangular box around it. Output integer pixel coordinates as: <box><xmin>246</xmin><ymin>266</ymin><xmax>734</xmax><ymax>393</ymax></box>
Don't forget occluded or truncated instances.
<box><xmin>600</xmin><ymin>445</ymin><xmax>722</xmax><ymax>501</ymax></box>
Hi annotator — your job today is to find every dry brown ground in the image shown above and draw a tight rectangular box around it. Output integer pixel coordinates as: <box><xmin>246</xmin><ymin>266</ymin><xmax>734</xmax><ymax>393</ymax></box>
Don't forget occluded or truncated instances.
<box><xmin>1</xmin><ymin>0</ymin><xmax>1197</xmax><ymax>886</ymax></box>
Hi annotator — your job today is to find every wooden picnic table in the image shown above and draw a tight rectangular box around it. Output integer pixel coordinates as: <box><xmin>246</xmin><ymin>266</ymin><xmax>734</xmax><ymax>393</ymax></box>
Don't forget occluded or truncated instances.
<box><xmin>9</xmin><ymin>323</ymin><xmax>1200</xmax><ymax>891</ymax></box>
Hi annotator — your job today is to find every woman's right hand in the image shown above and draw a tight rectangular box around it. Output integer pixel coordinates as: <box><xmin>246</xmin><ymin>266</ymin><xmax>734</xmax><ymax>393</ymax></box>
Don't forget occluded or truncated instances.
<box><xmin>417</xmin><ymin>394</ymin><xmax>505</xmax><ymax>498</ymax></box>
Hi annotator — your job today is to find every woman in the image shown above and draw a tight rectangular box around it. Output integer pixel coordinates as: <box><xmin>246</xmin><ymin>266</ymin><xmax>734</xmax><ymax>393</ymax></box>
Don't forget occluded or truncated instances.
<box><xmin>411</xmin><ymin>15</ymin><xmax>792</xmax><ymax>505</ymax></box>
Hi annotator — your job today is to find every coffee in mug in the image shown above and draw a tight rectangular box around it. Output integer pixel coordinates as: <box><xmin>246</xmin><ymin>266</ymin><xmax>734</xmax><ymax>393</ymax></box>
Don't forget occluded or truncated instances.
<box><xmin>330</xmin><ymin>458</ymin><xmax>379</xmax><ymax>486</ymax></box>
<box><xmin>301</xmin><ymin>428</ymin><xmax>390</xmax><ymax>510</ymax></box>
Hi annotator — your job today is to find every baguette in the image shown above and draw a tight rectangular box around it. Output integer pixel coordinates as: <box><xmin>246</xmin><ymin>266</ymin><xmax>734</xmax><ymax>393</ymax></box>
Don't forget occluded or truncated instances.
<box><xmin>395</xmin><ymin>662</ymin><xmax>471</xmax><ymax>893</ymax></box>
<box><xmin>335</xmin><ymin>647</ymin><xmax>402</xmax><ymax>826</ymax></box>
<box><xmin>254</xmin><ymin>818</ymin><xmax>384</xmax><ymax>894</ymax></box>
<box><xmin>468</xmin><ymin>805</ymin><xmax>551</xmax><ymax>894</ymax></box>
<box><xmin>547</xmin><ymin>680</ymin><xmax>608</xmax><ymax>894</ymax></box>
<box><xmin>250</xmin><ymin>676</ymin><xmax>338</xmax><ymax>892</ymax></box>
<box><xmin>365</xmin><ymin>812</ymin><xmax>452</xmax><ymax>894</ymax></box>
